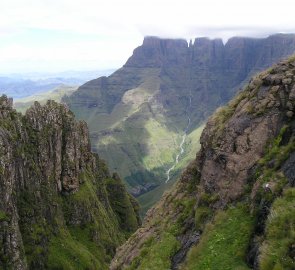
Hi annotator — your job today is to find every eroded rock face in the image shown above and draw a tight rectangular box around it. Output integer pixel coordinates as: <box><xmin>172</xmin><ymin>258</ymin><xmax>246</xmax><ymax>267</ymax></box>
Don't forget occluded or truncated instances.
<box><xmin>0</xmin><ymin>97</ymin><xmax>140</xmax><ymax>269</ymax></box>
<box><xmin>124</xmin><ymin>36</ymin><xmax>188</xmax><ymax>68</ymax></box>
<box><xmin>23</xmin><ymin>100</ymin><xmax>92</xmax><ymax>194</ymax></box>
<box><xmin>111</xmin><ymin>57</ymin><xmax>295</xmax><ymax>269</ymax></box>
<box><xmin>200</xmin><ymin>112</ymin><xmax>281</xmax><ymax>203</ymax></box>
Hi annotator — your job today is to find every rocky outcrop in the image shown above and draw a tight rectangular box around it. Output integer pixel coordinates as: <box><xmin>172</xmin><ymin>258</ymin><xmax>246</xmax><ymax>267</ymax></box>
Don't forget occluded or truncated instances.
<box><xmin>64</xmin><ymin>34</ymin><xmax>295</xmax><ymax>199</ymax></box>
<box><xmin>111</xmin><ymin>56</ymin><xmax>295</xmax><ymax>269</ymax></box>
<box><xmin>0</xmin><ymin>97</ymin><xmax>140</xmax><ymax>269</ymax></box>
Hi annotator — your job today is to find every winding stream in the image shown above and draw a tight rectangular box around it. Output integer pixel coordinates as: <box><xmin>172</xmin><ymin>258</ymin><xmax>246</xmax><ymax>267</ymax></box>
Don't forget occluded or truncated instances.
<box><xmin>165</xmin><ymin>96</ymin><xmax>192</xmax><ymax>183</ymax></box>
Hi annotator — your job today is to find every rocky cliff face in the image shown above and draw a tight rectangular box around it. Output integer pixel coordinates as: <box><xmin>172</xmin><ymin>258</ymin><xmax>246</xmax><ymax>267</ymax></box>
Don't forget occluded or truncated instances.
<box><xmin>0</xmin><ymin>97</ymin><xmax>140</xmax><ymax>269</ymax></box>
<box><xmin>124</xmin><ymin>36</ymin><xmax>188</xmax><ymax>68</ymax></box>
<box><xmin>111</xmin><ymin>57</ymin><xmax>295</xmax><ymax>269</ymax></box>
<box><xmin>64</xmin><ymin>34</ymin><xmax>295</xmax><ymax>208</ymax></box>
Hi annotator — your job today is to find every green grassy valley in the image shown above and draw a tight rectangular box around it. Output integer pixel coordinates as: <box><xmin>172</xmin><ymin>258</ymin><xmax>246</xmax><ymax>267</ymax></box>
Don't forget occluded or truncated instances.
<box><xmin>137</xmin><ymin>124</ymin><xmax>204</xmax><ymax>216</ymax></box>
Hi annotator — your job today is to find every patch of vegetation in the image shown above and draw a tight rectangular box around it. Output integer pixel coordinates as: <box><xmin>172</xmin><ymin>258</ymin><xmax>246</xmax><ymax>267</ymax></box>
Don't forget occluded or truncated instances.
<box><xmin>0</xmin><ymin>211</ymin><xmax>9</xmax><ymax>222</ymax></box>
<box><xmin>22</xmin><ymin>221</ymin><xmax>51</xmax><ymax>267</ymax></box>
<box><xmin>175</xmin><ymin>124</ymin><xmax>204</xmax><ymax>171</ymax></box>
<box><xmin>287</xmin><ymin>54</ymin><xmax>295</xmax><ymax>63</ymax></box>
<box><xmin>62</xmin><ymin>171</ymin><xmax>124</xmax><ymax>252</ymax></box>
<box><xmin>127</xmin><ymin>230</ymin><xmax>180</xmax><ymax>270</ymax></box>
<box><xmin>183</xmin><ymin>204</ymin><xmax>255</xmax><ymax>270</ymax></box>
<box><xmin>259</xmin><ymin>125</ymin><xmax>293</xmax><ymax>168</ymax></box>
<box><xmin>105</xmin><ymin>176</ymin><xmax>139</xmax><ymax>235</ymax></box>
<box><xmin>0</xmin><ymin>109</ymin><xmax>22</xmax><ymax>144</ymax></box>
<box><xmin>137</xmin><ymin>124</ymin><xmax>204</xmax><ymax>216</ymax></box>
<box><xmin>194</xmin><ymin>206</ymin><xmax>213</xmax><ymax>231</ymax></box>
<box><xmin>175</xmin><ymin>197</ymin><xmax>196</xmax><ymax>230</ymax></box>
<box><xmin>259</xmin><ymin>188</ymin><xmax>295</xmax><ymax>270</ymax></box>
<box><xmin>254</xmin><ymin>125</ymin><xmax>294</xmax><ymax>203</ymax></box>
<box><xmin>47</xmin><ymin>228</ymin><xmax>105</xmax><ymax>270</ymax></box>
<box><xmin>199</xmin><ymin>191</ymin><xmax>220</xmax><ymax>206</ymax></box>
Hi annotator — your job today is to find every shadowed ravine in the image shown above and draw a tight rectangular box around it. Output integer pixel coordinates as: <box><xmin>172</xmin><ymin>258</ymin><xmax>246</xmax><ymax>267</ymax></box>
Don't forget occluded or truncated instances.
<box><xmin>166</xmin><ymin>94</ymin><xmax>192</xmax><ymax>183</ymax></box>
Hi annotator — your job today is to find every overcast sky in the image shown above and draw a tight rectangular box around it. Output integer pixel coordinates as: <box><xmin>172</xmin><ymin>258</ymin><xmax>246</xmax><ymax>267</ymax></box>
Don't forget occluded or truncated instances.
<box><xmin>0</xmin><ymin>0</ymin><xmax>294</xmax><ymax>73</ymax></box>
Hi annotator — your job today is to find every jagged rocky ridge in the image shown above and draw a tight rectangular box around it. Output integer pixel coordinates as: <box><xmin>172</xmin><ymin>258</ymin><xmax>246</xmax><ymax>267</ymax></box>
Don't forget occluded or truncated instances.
<box><xmin>0</xmin><ymin>97</ymin><xmax>140</xmax><ymax>269</ymax></box>
<box><xmin>64</xmin><ymin>34</ymin><xmax>295</xmax><ymax>201</ymax></box>
<box><xmin>111</xmin><ymin>57</ymin><xmax>295</xmax><ymax>269</ymax></box>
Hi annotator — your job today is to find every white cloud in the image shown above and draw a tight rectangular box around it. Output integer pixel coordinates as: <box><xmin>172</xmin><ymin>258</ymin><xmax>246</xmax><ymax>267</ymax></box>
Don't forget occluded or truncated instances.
<box><xmin>0</xmin><ymin>0</ymin><xmax>295</xmax><ymax>72</ymax></box>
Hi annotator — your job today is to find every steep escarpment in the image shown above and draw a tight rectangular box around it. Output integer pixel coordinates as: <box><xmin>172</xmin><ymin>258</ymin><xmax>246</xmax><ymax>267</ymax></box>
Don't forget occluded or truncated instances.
<box><xmin>111</xmin><ymin>57</ymin><xmax>295</xmax><ymax>270</ymax></box>
<box><xmin>0</xmin><ymin>96</ymin><xmax>140</xmax><ymax>269</ymax></box>
<box><xmin>64</xmin><ymin>34</ymin><xmax>295</xmax><ymax>213</ymax></box>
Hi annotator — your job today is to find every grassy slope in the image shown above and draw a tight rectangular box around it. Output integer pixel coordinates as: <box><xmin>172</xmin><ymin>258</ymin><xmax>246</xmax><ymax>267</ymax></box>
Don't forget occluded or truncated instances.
<box><xmin>80</xmin><ymin>68</ymin><xmax>195</xmax><ymax>192</ymax></box>
<box><xmin>137</xmin><ymin>124</ymin><xmax>204</xmax><ymax>216</ymax></box>
<box><xmin>46</xmin><ymin>172</ymin><xmax>123</xmax><ymax>269</ymax></box>
<box><xmin>127</xmin><ymin>231</ymin><xmax>181</xmax><ymax>270</ymax></box>
<box><xmin>183</xmin><ymin>205</ymin><xmax>254</xmax><ymax>270</ymax></box>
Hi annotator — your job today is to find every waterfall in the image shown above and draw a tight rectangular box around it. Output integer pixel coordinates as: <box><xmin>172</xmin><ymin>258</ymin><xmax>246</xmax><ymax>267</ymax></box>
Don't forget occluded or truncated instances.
<box><xmin>165</xmin><ymin>96</ymin><xmax>192</xmax><ymax>183</ymax></box>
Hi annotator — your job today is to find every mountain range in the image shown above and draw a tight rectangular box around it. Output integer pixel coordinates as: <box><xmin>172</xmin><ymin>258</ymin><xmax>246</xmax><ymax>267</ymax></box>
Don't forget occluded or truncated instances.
<box><xmin>64</xmin><ymin>33</ymin><xmax>295</xmax><ymax>214</ymax></box>
<box><xmin>0</xmin><ymin>69</ymin><xmax>114</xmax><ymax>99</ymax></box>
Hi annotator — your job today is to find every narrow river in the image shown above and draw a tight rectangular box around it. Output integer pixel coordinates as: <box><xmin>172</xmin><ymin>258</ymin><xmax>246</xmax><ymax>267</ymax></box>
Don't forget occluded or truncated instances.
<box><xmin>165</xmin><ymin>95</ymin><xmax>192</xmax><ymax>183</ymax></box>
